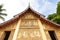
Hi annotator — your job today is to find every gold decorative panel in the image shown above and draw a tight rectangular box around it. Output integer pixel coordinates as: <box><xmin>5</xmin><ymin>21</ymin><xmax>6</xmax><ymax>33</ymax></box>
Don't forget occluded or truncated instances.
<box><xmin>17</xmin><ymin>29</ymin><xmax>42</xmax><ymax>40</ymax></box>
<box><xmin>20</xmin><ymin>19</ymin><xmax>39</xmax><ymax>28</ymax></box>
<box><xmin>21</xmin><ymin>13</ymin><xmax>38</xmax><ymax>19</ymax></box>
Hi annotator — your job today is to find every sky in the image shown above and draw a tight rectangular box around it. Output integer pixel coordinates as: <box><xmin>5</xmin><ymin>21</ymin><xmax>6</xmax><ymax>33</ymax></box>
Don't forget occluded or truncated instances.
<box><xmin>0</xmin><ymin>0</ymin><xmax>60</xmax><ymax>23</ymax></box>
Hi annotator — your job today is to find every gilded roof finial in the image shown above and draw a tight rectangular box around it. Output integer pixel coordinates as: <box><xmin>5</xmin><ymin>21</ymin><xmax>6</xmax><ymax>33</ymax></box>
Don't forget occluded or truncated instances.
<box><xmin>28</xmin><ymin>2</ymin><xmax>30</xmax><ymax>8</ymax></box>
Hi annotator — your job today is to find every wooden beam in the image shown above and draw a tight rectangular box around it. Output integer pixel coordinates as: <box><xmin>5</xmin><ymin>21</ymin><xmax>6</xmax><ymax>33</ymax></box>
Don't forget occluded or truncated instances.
<box><xmin>38</xmin><ymin>20</ymin><xmax>47</xmax><ymax>40</ymax></box>
<box><xmin>12</xmin><ymin>19</ymin><xmax>21</xmax><ymax>40</ymax></box>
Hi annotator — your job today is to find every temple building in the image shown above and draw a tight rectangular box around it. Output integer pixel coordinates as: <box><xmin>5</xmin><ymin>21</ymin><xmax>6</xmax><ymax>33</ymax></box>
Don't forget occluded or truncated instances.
<box><xmin>0</xmin><ymin>6</ymin><xmax>60</xmax><ymax>40</ymax></box>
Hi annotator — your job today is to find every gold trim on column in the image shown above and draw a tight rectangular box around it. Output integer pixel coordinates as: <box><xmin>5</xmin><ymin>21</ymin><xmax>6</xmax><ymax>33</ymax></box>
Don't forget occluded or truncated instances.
<box><xmin>12</xmin><ymin>19</ymin><xmax>21</xmax><ymax>40</ymax></box>
<box><xmin>38</xmin><ymin>20</ymin><xmax>47</xmax><ymax>40</ymax></box>
<box><xmin>0</xmin><ymin>32</ymin><xmax>5</xmax><ymax>40</ymax></box>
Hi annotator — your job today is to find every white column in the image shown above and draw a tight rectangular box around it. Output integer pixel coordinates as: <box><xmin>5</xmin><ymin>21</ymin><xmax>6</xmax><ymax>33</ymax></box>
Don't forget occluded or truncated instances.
<box><xmin>38</xmin><ymin>20</ymin><xmax>47</xmax><ymax>40</ymax></box>
<box><xmin>12</xmin><ymin>19</ymin><xmax>21</xmax><ymax>40</ymax></box>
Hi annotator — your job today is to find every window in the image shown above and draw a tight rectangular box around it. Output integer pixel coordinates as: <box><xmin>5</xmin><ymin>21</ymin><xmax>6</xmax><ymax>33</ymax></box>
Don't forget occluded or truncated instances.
<box><xmin>48</xmin><ymin>31</ymin><xmax>57</xmax><ymax>40</ymax></box>
<box><xmin>4</xmin><ymin>31</ymin><xmax>11</xmax><ymax>40</ymax></box>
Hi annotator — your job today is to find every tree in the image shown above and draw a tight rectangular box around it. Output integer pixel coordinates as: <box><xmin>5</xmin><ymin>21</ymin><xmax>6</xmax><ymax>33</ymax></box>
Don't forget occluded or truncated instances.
<box><xmin>0</xmin><ymin>4</ymin><xmax>7</xmax><ymax>21</ymax></box>
<box><xmin>57</xmin><ymin>1</ymin><xmax>60</xmax><ymax>15</ymax></box>
<box><xmin>52</xmin><ymin>15</ymin><xmax>60</xmax><ymax>24</ymax></box>
<box><xmin>47</xmin><ymin>1</ymin><xmax>60</xmax><ymax>24</ymax></box>
<box><xmin>47</xmin><ymin>13</ymin><xmax>57</xmax><ymax>20</ymax></box>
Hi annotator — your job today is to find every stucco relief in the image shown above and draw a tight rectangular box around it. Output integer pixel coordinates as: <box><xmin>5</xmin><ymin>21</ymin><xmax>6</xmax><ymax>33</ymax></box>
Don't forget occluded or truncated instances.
<box><xmin>17</xmin><ymin>29</ymin><xmax>42</xmax><ymax>40</ymax></box>
<box><xmin>21</xmin><ymin>13</ymin><xmax>38</xmax><ymax>19</ymax></box>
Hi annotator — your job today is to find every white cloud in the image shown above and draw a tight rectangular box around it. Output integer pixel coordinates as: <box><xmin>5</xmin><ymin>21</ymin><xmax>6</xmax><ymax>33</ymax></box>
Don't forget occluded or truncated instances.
<box><xmin>30</xmin><ymin>0</ymin><xmax>40</xmax><ymax>8</ymax></box>
<box><xmin>0</xmin><ymin>0</ymin><xmax>29</xmax><ymax>23</ymax></box>
<box><xmin>39</xmin><ymin>0</ymin><xmax>56</xmax><ymax>14</ymax></box>
<box><xmin>30</xmin><ymin>0</ymin><xmax>57</xmax><ymax>16</ymax></box>
<box><xmin>58</xmin><ymin>0</ymin><xmax>60</xmax><ymax>1</ymax></box>
<box><xmin>30</xmin><ymin>0</ymin><xmax>42</xmax><ymax>12</ymax></box>
<box><xmin>0</xmin><ymin>0</ymin><xmax>59</xmax><ymax>23</ymax></box>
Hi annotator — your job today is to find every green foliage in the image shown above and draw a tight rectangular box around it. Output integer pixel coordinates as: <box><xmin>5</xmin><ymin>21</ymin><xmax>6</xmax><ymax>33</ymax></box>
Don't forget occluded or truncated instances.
<box><xmin>57</xmin><ymin>1</ymin><xmax>60</xmax><ymax>15</ymax></box>
<box><xmin>47</xmin><ymin>13</ymin><xmax>57</xmax><ymax>20</ymax></box>
<box><xmin>47</xmin><ymin>1</ymin><xmax>60</xmax><ymax>24</ymax></box>
<box><xmin>52</xmin><ymin>16</ymin><xmax>60</xmax><ymax>24</ymax></box>
<box><xmin>0</xmin><ymin>4</ymin><xmax>7</xmax><ymax>21</ymax></box>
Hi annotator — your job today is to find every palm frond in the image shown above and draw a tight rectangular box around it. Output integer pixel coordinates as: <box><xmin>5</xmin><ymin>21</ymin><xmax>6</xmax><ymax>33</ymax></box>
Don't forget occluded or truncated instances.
<box><xmin>0</xmin><ymin>13</ymin><xmax>7</xmax><ymax>16</ymax></box>
<box><xmin>0</xmin><ymin>4</ymin><xmax>3</xmax><ymax>9</ymax></box>
<box><xmin>0</xmin><ymin>9</ymin><xmax>6</xmax><ymax>12</ymax></box>
<box><xmin>0</xmin><ymin>4</ymin><xmax>7</xmax><ymax>21</ymax></box>
<box><xmin>0</xmin><ymin>16</ymin><xmax>5</xmax><ymax>21</ymax></box>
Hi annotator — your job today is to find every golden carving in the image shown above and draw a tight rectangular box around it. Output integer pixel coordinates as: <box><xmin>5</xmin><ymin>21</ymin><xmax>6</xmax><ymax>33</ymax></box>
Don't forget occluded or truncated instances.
<box><xmin>17</xmin><ymin>31</ymin><xmax>41</xmax><ymax>38</ymax></box>
<box><xmin>20</xmin><ymin>19</ymin><xmax>38</xmax><ymax>27</ymax></box>
<box><xmin>21</xmin><ymin>13</ymin><xmax>38</xmax><ymax>19</ymax></box>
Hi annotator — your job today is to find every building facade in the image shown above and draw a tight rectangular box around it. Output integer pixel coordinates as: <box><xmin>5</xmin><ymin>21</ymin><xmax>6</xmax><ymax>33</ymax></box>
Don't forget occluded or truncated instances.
<box><xmin>0</xmin><ymin>6</ymin><xmax>60</xmax><ymax>40</ymax></box>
